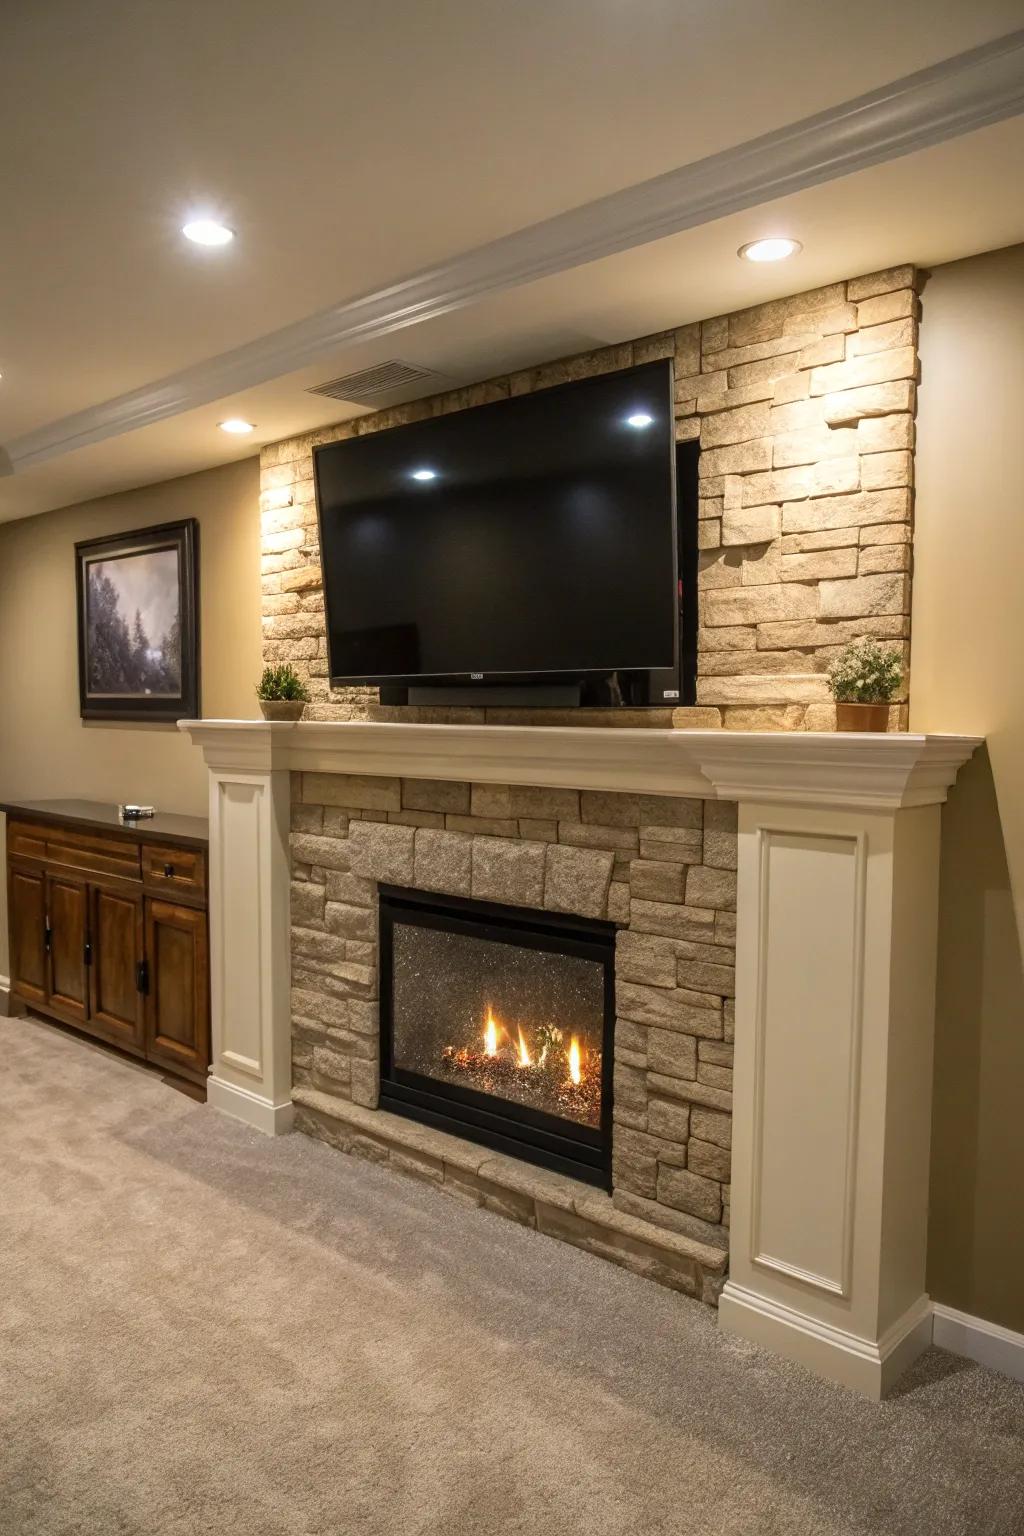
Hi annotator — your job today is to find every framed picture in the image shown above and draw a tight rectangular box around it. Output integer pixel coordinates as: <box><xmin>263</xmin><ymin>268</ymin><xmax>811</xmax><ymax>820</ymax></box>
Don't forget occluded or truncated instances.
<box><xmin>75</xmin><ymin>519</ymin><xmax>200</xmax><ymax>722</ymax></box>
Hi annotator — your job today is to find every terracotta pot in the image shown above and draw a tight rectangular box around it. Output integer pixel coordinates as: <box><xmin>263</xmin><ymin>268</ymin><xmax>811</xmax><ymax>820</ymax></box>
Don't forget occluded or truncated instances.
<box><xmin>258</xmin><ymin>699</ymin><xmax>306</xmax><ymax>722</ymax></box>
<box><xmin>835</xmin><ymin>702</ymin><xmax>890</xmax><ymax>733</ymax></box>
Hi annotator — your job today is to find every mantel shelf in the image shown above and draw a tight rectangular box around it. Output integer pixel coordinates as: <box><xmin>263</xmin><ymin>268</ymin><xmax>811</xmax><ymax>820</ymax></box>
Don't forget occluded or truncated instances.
<box><xmin>179</xmin><ymin>719</ymin><xmax>981</xmax><ymax>811</ymax></box>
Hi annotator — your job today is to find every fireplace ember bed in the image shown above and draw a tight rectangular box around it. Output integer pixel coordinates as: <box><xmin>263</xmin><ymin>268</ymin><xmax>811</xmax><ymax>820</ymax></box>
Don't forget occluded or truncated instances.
<box><xmin>378</xmin><ymin>885</ymin><xmax>615</xmax><ymax>1187</ymax></box>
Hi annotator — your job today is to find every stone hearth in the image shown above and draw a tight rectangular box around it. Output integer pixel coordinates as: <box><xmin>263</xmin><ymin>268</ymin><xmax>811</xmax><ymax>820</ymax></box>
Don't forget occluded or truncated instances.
<box><xmin>293</xmin><ymin>1091</ymin><xmax>729</xmax><ymax>1302</ymax></box>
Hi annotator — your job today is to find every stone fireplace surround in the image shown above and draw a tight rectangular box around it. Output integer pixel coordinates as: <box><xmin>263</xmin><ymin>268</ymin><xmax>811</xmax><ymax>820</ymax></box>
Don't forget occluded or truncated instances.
<box><xmin>183</xmin><ymin>718</ymin><xmax>979</xmax><ymax>1398</ymax></box>
<box><xmin>259</xmin><ymin>263</ymin><xmax>921</xmax><ymax>732</ymax></box>
<box><xmin>288</xmin><ymin>772</ymin><xmax>738</xmax><ymax>1301</ymax></box>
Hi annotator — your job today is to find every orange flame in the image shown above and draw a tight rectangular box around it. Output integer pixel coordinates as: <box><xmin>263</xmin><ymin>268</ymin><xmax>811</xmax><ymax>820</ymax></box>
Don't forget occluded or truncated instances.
<box><xmin>568</xmin><ymin>1036</ymin><xmax>582</xmax><ymax>1085</ymax></box>
<box><xmin>483</xmin><ymin>1011</ymin><xmax>499</xmax><ymax>1058</ymax></box>
<box><xmin>516</xmin><ymin>1026</ymin><xmax>533</xmax><ymax>1069</ymax></box>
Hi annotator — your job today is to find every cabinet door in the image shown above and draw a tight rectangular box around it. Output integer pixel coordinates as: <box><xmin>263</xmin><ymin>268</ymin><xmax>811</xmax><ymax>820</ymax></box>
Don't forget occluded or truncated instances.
<box><xmin>144</xmin><ymin>899</ymin><xmax>209</xmax><ymax>1078</ymax></box>
<box><xmin>46</xmin><ymin>875</ymin><xmax>89</xmax><ymax>1023</ymax></box>
<box><xmin>89</xmin><ymin>886</ymin><xmax>145</xmax><ymax>1050</ymax></box>
<box><xmin>8</xmin><ymin>866</ymin><xmax>47</xmax><ymax>1007</ymax></box>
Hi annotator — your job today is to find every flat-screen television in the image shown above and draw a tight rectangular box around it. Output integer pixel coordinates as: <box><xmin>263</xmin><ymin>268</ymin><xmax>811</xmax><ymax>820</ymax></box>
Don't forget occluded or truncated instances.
<box><xmin>313</xmin><ymin>358</ymin><xmax>682</xmax><ymax>706</ymax></box>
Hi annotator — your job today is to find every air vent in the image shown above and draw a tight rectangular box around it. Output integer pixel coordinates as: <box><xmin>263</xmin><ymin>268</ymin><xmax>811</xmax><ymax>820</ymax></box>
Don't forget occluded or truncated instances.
<box><xmin>306</xmin><ymin>359</ymin><xmax>448</xmax><ymax>406</ymax></box>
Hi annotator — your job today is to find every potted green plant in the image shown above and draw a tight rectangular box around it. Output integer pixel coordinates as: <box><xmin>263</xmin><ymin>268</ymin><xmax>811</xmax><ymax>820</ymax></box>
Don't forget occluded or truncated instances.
<box><xmin>826</xmin><ymin>640</ymin><xmax>903</xmax><ymax>732</ymax></box>
<box><xmin>256</xmin><ymin>664</ymin><xmax>311</xmax><ymax>722</ymax></box>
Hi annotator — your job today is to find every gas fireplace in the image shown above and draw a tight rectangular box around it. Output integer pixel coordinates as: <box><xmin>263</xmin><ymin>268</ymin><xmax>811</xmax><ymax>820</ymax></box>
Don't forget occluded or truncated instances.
<box><xmin>378</xmin><ymin>886</ymin><xmax>615</xmax><ymax>1187</ymax></box>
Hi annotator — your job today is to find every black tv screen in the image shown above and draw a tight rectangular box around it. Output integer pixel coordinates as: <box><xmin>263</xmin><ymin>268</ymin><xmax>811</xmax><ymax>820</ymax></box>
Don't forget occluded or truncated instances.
<box><xmin>313</xmin><ymin>359</ymin><xmax>679</xmax><ymax>699</ymax></box>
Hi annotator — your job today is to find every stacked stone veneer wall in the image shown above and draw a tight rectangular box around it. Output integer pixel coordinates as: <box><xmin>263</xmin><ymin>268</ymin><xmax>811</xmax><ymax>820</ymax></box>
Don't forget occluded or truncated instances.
<box><xmin>289</xmin><ymin>774</ymin><xmax>737</xmax><ymax>1254</ymax></box>
<box><xmin>262</xmin><ymin>263</ymin><xmax>919</xmax><ymax>730</ymax></box>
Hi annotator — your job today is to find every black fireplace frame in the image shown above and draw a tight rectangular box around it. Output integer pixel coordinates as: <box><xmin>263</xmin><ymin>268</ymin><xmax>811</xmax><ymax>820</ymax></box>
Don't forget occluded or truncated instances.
<box><xmin>378</xmin><ymin>884</ymin><xmax>615</xmax><ymax>1189</ymax></box>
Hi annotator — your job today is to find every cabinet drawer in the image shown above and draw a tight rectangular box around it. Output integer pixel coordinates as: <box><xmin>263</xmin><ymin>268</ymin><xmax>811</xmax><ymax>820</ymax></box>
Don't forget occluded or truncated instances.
<box><xmin>8</xmin><ymin>820</ymin><xmax>141</xmax><ymax>881</ymax></box>
<box><xmin>142</xmin><ymin>844</ymin><xmax>206</xmax><ymax>900</ymax></box>
<box><xmin>7</xmin><ymin>821</ymin><xmax>48</xmax><ymax>863</ymax></box>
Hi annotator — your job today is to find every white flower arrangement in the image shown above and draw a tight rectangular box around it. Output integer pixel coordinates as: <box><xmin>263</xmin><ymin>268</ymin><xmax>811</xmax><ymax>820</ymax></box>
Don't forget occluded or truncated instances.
<box><xmin>826</xmin><ymin>640</ymin><xmax>902</xmax><ymax>704</ymax></box>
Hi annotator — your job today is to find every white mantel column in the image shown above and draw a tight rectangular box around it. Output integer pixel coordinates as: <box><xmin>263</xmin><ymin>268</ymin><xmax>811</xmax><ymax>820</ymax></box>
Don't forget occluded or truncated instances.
<box><xmin>698</xmin><ymin>736</ymin><xmax>980</xmax><ymax>1398</ymax></box>
<box><xmin>183</xmin><ymin>722</ymin><xmax>294</xmax><ymax>1134</ymax></box>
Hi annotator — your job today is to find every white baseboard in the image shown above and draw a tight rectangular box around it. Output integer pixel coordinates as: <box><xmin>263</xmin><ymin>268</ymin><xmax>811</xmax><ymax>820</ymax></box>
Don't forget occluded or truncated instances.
<box><xmin>719</xmin><ymin>1282</ymin><xmax>932</xmax><ymax>1400</ymax></box>
<box><xmin>207</xmin><ymin>1074</ymin><xmax>295</xmax><ymax>1137</ymax></box>
<box><xmin>933</xmin><ymin>1303</ymin><xmax>1024</xmax><ymax>1384</ymax></box>
<box><xmin>0</xmin><ymin>973</ymin><xmax>11</xmax><ymax>1018</ymax></box>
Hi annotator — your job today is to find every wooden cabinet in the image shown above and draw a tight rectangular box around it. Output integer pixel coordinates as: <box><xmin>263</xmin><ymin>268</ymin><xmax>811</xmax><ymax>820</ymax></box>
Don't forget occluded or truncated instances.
<box><xmin>90</xmin><ymin>886</ymin><xmax>145</xmax><ymax>1050</ymax></box>
<box><xmin>9</xmin><ymin>866</ymin><xmax>47</xmax><ymax>1008</ymax></box>
<box><xmin>46</xmin><ymin>874</ymin><xmax>90</xmax><ymax>1024</ymax></box>
<box><xmin>145</xmin><ymin>899</ymin><xmax>209</xmax><ymax>1078</ymax></box>
<box><xmin>3</xmin><ymin>801</ymin><xmax>210</xmax><ymax>1089</ymax></box>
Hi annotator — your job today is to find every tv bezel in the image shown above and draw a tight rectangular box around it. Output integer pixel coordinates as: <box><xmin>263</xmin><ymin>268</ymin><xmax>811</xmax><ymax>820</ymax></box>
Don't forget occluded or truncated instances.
<box><xmin>312</xmin><ymin>359</ymin><xmax>681</xmax><ymax>701</ymax></box>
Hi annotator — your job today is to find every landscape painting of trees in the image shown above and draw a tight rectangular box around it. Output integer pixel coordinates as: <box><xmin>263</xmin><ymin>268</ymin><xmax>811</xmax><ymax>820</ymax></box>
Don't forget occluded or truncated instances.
<box><xmin>86</xmin><ymin>550</ymin><xmax>181</xmax><ymax>697</ymax></box>
<box><xmin>76</xmin><ymin>521</ymin><xmax>199</xmax><ymax>720</ymax></box>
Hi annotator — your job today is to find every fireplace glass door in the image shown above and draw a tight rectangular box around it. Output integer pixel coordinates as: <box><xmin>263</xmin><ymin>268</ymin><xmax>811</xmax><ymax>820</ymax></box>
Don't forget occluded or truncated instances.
<box><xmin>379</xmin><ymin>885</ymin><xmax>615</xmax><ymax>1186</ymax></box>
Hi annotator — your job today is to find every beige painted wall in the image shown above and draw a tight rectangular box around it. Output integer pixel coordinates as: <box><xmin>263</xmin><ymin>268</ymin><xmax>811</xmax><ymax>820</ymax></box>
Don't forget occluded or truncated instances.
<box><xmin>913</xmin><ymin>243</ymin><xmax>1024</xmax><ymax>1332</ymax></box>
<box><xmin>0</xmin><ymin>456</ymin><xmax>261</xmax><ymax>977</ymax></box>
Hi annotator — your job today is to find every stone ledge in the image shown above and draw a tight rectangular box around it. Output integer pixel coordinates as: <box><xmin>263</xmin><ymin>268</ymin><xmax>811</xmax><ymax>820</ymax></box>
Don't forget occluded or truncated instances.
<box><xmin>292</xmin><ymin>1086</ymin><xmax>729</xmax><ymax>1304</ymax></box>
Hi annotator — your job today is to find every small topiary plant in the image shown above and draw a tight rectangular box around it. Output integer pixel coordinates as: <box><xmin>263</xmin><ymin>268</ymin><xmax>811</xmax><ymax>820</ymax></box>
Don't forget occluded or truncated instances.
<box><xmin>826</xmin><ymin>640</ymin><xmax>903</xmax><ymax>704</ymax></box>
<box><xmin>256</xmin><ymin>664</ymin><xmax>311</xmax><ymax>703</ymax></box>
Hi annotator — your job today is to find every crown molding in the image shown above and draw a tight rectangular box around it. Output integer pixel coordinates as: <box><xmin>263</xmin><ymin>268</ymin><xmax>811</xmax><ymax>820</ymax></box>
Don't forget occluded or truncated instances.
<box><xmin>178</xmin><ymin>720</ymin><xmax>981</xmax><ymax>810</ymax></box>
<box><xmin>7</xmin><ymin>30</ymin><xmax>1024</xmax><ymax>477</ymax></box>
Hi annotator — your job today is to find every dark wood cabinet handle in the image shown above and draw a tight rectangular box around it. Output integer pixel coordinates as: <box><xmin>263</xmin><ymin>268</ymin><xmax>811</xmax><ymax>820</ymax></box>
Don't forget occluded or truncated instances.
<box><xmin>163</xmin><ymin>862</ymin><xmax>175</xmax><ymax>878</ymax></box>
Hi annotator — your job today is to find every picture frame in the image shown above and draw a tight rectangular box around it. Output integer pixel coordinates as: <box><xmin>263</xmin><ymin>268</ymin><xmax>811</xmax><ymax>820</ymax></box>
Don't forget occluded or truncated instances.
<box><xmin>75</xmin><ymin>519</ymin><xmax>200</xmax><ymax>722</ymax></box>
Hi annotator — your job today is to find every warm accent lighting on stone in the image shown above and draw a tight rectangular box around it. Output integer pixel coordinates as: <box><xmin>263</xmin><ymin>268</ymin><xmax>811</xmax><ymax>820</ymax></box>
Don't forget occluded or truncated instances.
<box><xmin>257</xmin><ymin>265</ymin><xmax>919</xmax><ymax>731</ymax></box>
<box><xmin>260</xmin><ymin>486</ymin><xmax>294</xmax><ymax>514</ymax></box>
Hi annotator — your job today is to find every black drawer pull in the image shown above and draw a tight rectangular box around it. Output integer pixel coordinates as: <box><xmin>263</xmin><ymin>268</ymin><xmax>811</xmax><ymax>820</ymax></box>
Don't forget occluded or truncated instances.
<box><xmin>163</xmin><ymin>862</ymin><xmax>175</xmax><ymax>878</ymax></box>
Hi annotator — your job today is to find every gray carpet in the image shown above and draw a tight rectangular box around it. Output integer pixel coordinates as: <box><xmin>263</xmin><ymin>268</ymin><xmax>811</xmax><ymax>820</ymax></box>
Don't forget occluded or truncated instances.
<box><xmin>2</xmin><ymin>1016</ymin><xmax>1022</xmax><ymax>1536</ymax></box>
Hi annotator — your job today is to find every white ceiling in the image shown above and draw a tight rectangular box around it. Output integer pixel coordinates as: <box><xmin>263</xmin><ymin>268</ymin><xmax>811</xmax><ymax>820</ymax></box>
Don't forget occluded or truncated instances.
<box><xmin>2</xmin><ymin>0</ymin><xmax>1023</xmax><ymax>523</ymax></box>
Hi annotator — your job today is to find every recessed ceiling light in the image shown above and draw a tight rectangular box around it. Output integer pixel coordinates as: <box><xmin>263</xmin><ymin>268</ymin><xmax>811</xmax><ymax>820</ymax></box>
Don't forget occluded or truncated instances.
<box><xmin>219</xmin><ymin>418</ymin><xmax>255</xmax><ymax>434</ymax></box>
<box><xmin>626</xmin><ymin>412</ymin><xmax>654</xmax><ymax>429</ymax></box>
<box><xmin>183</xmin><ymin>219</ymin><xmax>235</xmax><ymax>247</ymax></box>
<box><xmin>738</xmin><ymin>237</ymin><xmax>802</xmax><ymax>263</ymax></box>
<box><xmin>411</xmin><ymin>468</ymin><xmax>437</xmax><ymax>481</ymax></box>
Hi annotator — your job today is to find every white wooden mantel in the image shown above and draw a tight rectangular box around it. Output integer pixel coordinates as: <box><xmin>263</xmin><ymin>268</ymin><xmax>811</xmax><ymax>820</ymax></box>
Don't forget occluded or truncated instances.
<box><xmin>180</xmin><ymin>719</ymin><xmax>979</xmax><ymax>1398</ymax></box>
